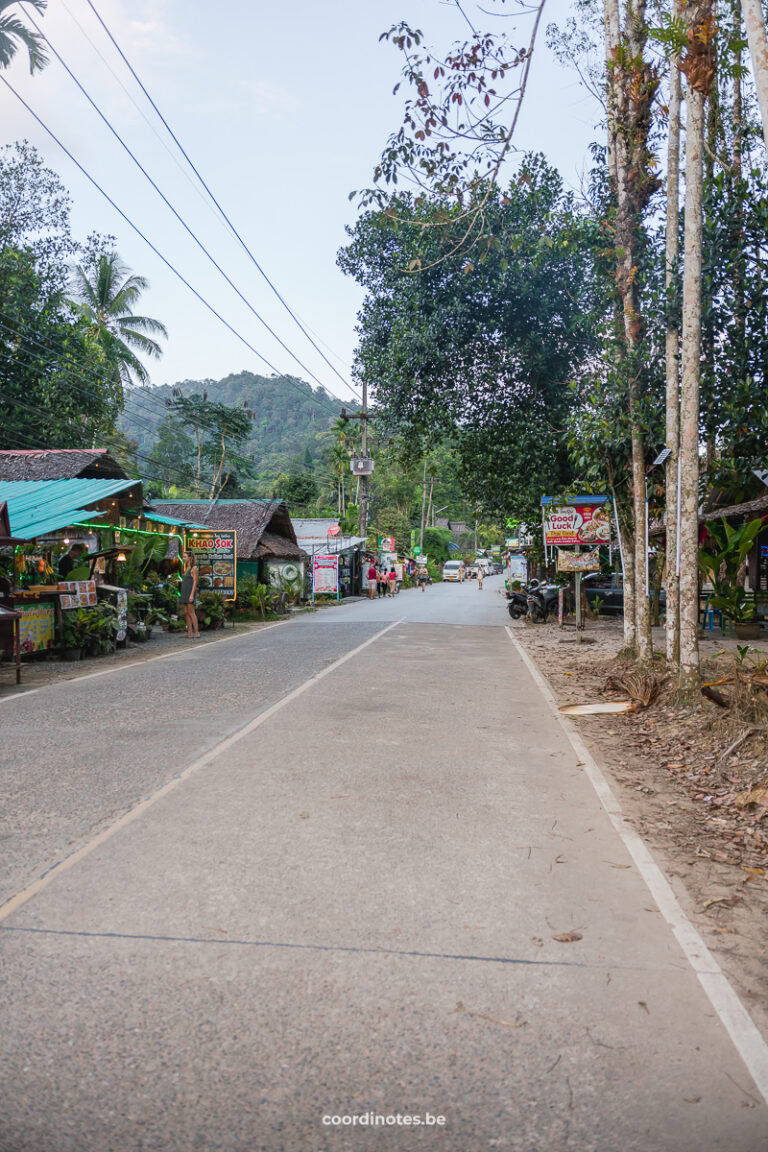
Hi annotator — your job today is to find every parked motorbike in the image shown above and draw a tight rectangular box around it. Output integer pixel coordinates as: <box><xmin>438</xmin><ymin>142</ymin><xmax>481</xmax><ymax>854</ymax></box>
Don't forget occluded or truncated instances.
<box><xmin>525</xmin><ymin>581</ymin><xmax>562</xmax><ymax>622</ymax></box>
<box><xmin>507</xmin><ymin>579</ymin><xmax>538</xmax><ymax>620</ymax></box>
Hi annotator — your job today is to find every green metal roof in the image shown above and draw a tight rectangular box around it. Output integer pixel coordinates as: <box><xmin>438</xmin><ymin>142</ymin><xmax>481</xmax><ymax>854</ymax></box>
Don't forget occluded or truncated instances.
<box><xmin>0</xmin><ymin>478</ymin><xmax>139</xmax><ymax>540</ymax></box>
<box><xmin>141</xmin><ymin>510</ymin><xmax>210</xmax><ymax>529</ymax></box>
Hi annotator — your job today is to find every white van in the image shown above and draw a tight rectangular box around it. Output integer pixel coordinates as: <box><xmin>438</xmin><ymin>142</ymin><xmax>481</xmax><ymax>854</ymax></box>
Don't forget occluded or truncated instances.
<box><xmin>442</xmin><ymin>560</ymin><xmax>464</xmax><ymax>582</ymax></box>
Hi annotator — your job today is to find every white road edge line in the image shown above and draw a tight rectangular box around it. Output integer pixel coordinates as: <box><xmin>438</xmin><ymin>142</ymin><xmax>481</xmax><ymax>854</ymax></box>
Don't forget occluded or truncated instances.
<box><xmin>0</xmin><ymin>619</ymin><xmax>291</xmax><ymax>705</ymax></box>
<box><xmin>505</xmin><ymin>625</ymin><xmax>768</xmax><ymax>1106</ymax></box>
<box><xmin>0</xmin><ymin>618</ymin><xmax>404</xmax><ymax>923</ymax></box>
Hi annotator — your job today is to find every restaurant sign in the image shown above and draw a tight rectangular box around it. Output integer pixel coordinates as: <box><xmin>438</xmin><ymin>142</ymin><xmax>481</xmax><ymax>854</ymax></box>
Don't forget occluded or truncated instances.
<box><xmin>18</xmin><ymin>602</ymin><xmax>56</xmax><ymax>654</ymax></box>
<box><xmin>544</xmin><ymin>500</ymin><xmax>611</xmax><ymax>547</ymax></box>
<box><xmin>187</xmin><ymin>530</ymin><xmax>237</xmax><ymax>599</ymax></box>
<box><xmin>557</xmin><ymin>549</ymin><xmax>601</xmax><ymax>573</ymax></box>
<box><xmin>312</xmin><ymin>554</ymin><xmax>339</xmax><ymax>595</ymax></box>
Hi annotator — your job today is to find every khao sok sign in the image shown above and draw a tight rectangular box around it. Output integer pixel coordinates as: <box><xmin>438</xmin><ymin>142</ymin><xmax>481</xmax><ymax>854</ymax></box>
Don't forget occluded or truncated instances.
<box><xmin>542</xmin><ymin>497</ymin><xmax>611</xmax><ymax>548</ymax></box>
<box><xmin>187</xmin><ymin>530</ymin><xmax>237</xmax><ymax>599</ymax></box>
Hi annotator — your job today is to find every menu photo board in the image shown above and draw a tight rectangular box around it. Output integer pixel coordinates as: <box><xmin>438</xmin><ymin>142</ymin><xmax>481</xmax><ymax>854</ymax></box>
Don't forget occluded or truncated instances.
<box><xmin>58</xmin><ymin>580</ymin><xmax>98</xmax><ymax>609</ymax></box>
<box><xmin>187</xmin><ymin>531</ymin><xmax>237</xmax><ymax>599</ymax></box>
<box><xmin>313</xmin><ymin>554</ymin><xmax>339</xmax><ymax>595</ymax></box>
<box><xmin>544</xmin><ymin>499</ymin><xmax>611</xmax><ymax>547</ymax></box>
<box><xmin>557</xmin><ymin>549</ymin><xmax>601</xmax><ymax>573</ymax></box>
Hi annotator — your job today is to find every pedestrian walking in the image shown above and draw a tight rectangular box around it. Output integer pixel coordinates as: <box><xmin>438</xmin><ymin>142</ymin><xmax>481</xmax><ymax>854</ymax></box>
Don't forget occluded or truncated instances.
<box><xmin>377</xmin><ymin>566</ymin><xmax>388</xmax><ymax>597</ymax></box>
<box><xmin>477</xmin><ymin>567</ymin><xmax>484</xmax><ymax>590</ymax></box>
<box><xmin>179</xmin><ymin>551</ymin><xmax>200</xmax><ymax>638</ymax></box>
<box><xmin>388</xmin><ymin>566</ymin><xmax>397</xmax><ymax>596</ymax></box>
<box><xmin>417</xmin><ymin>564</ymin><xmax>428</xmax><ymax>591</ymax></box>
<box><xmin>366</xmin><ymin>561</ymin><xmax>378</xmax><ymax>601</ymax></box>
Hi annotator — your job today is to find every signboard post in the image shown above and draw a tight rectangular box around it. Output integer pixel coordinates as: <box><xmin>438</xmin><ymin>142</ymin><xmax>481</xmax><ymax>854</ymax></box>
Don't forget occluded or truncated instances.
<box><xmin>312</xmin><ymin>554</ymin><xmax>339</xmax><ymax>601</ymax></box>
<box><xmin>186</xmin><ymin>530</ymin><xmax>237</xmax><ymax>599</ymax></box>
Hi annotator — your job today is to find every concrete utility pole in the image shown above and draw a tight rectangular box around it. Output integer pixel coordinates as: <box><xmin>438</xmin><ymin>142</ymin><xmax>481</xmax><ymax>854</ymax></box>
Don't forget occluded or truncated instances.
<box><xmin>339</xmin><ymin>382</ymin><xmax>373</xmax><ymax>544</ymax></box>
<box><xmin>419</xmin><ymin>459</ymin><xmax>428</xmax><ymax>550</ymax></box>
<box><xmin>359</xmin><ymin>379</ymin><xmax>369</xmax><ymax>543</ymax></box>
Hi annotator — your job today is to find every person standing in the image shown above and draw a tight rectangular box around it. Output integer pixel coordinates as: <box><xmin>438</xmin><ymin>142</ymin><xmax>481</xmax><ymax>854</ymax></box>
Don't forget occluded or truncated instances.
<box><xmin>387</xmin><ymin>566</ymin><xmax>397</xmax><ymax>596</ymax></box>
<box><xmin>179</xmin><ymin>551</ymin><xmax>200</xmax><ymax>638</ymax></box>
<box><xmin>366</xmin><ymin>561</ymin><xmax>378</xmax><ymax>601</ymax></box>
<box><xmin>58</xmin><ymin>542</ymin><xmax>87</xmax><ymax>579</ymax></box>
<box><xmin>477</xmin><ymin>567</ymin><xmax>484</xmax><ymax>590</ymax></box>
<box><xmin>417</xmin><ymin>564</ymin><xmax>428</xmax><ymax>591</ymax></box>
<box><xmin>377</xmin><ymin>566</ymin><xmax>387</xmax><ymax>598</ymax></box>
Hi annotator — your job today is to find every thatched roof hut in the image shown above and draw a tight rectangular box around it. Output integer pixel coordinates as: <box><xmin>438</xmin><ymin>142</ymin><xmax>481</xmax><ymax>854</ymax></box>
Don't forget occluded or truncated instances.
<box><xmin>149</xmin><ymin>499</ymin><xmax>304</xmax><ymax>561</ymax></box>
<box><xmin>0</xmin><ymin>449</ymin><xmax>129</xmax><ymax>482</ymax></box>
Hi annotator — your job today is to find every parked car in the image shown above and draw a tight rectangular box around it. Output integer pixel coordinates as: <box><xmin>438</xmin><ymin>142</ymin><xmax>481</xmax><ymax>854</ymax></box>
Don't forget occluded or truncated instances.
<box><xmin>581</xmin><ymin>572</ymin><xmax>666</xmax><ymax>616</ymax></box>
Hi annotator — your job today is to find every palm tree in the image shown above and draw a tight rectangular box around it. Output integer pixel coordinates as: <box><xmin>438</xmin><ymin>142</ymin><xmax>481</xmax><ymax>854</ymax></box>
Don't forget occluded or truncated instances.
<box><xmin>70</xmin><ymin>251</ymin><xmax>167</xmax><ymax>387</ymax></box>
<box><xmin>0</xmin><ymin>0</ymin><xmax>47</xmax><ymax>74</ymax></box>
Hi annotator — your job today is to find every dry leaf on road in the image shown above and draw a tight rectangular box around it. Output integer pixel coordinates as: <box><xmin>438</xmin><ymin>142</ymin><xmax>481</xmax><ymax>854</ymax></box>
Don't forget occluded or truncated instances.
<box><xmin>552</xmin><ymin>931</ymin><xmax>583</xmax><ymax>943</ymax></box>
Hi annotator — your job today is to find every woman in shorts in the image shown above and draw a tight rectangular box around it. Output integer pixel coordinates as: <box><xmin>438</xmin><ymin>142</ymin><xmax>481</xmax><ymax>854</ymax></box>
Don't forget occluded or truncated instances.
<box><xmin>179</xmin><ymin>551</ymin><xmax>200</xmax><ymax>638</ymax></box>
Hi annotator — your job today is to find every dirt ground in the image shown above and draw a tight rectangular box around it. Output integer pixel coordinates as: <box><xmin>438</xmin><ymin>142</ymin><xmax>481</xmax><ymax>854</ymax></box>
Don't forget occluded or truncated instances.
<box><xmin>511</xmin><ymin>612</ymin><xmax>768</xmax><ymax>1039</ymax></box>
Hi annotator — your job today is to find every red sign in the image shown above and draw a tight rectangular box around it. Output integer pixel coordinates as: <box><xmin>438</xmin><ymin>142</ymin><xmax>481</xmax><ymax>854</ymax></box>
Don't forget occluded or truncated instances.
<box><xmin>544</xmin><ymin>503</ymin><xmax>610</xmax><ymax>547</ymax></box>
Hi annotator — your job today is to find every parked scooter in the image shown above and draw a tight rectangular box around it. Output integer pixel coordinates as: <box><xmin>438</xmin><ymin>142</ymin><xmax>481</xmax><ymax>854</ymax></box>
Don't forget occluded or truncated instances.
<box><xmin>525</xmin><ymin>581</ymin><xmax>562</xmax><ymax>622</ymax></box>
<box><xmin>507</xmin><ymin>579</ymin><xmax>538</xmax><ymax>619</ymax></box>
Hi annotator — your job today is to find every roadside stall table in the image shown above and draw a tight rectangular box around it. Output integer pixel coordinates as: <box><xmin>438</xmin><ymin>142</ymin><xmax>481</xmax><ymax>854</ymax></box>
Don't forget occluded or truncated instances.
<box><xmin>0</xmin><ymin>604</ymin><xmax>22</xmax><ymax>685</ymax></box>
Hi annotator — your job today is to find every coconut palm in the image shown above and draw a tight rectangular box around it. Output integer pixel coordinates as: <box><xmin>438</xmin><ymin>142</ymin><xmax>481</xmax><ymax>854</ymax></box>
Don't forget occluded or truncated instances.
<box><xmin>70</xmin><ymin>251</ymin><xmax>167</xmax><ymax>387</ymax></box>
<box><xmin>0</xmin><ymin>0</ymin><xmax>48</xmax><ymax>73</ymax></box>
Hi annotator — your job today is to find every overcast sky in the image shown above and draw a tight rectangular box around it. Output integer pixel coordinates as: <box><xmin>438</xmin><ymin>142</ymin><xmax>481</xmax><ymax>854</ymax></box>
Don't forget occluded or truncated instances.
<box><xmin>6</xmin><ymin>0</ymin><xmax>600</xmax><ymax>403</ymax></box>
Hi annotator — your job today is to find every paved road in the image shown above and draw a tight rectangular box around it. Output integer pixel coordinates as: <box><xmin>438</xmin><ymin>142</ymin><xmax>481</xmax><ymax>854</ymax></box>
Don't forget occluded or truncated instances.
<box><xmin>1</xmin><ymin>577</ymin><xmax>767</xmax><ymax>1151</ymax></box>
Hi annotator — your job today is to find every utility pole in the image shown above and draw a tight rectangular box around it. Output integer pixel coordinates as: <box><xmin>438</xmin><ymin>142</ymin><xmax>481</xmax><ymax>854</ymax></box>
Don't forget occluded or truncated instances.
<box><xmin>340</xmin><ymin>382</ymin><xmax>374</xmax><ymax>544</ymax></box>
<box><xmin>419</xmin><ymin>459</ymin><xmax>428</xmax><ymax>550</ymax></box>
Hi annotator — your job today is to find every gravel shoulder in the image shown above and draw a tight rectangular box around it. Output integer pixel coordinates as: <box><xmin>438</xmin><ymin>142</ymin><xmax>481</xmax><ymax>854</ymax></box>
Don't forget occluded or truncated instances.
<box><xmin>511</xmin><ymin>614</ymin><xmax>768</xmax><ymax>1041</ymax></box>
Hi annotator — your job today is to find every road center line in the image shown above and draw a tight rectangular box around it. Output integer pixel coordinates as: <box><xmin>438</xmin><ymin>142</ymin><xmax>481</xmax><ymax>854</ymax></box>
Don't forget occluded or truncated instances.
<box><xmin>505</xmin><ymin>624</ymin><xmax>768</xmax><ymax>1105</ymax></box>
<box><xmin>0</xmin><ymin>618</ymin><xmax>404</xmax><ymax>924</ymax></box>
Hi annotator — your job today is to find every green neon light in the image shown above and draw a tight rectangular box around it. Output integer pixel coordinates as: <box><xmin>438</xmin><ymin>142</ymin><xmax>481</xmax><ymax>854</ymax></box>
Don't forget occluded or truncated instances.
<box><xmin>72</xmin><ymin>521</ymin><xmax>177</xmax><ymax>539</ymax></box>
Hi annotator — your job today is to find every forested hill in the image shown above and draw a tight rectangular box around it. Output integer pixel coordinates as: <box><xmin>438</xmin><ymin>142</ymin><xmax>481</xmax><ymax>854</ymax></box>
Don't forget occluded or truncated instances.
<box><xmin>119</xmin><ymin>371</ymin><xmax>342</xmax><ymax>462</ymax></box>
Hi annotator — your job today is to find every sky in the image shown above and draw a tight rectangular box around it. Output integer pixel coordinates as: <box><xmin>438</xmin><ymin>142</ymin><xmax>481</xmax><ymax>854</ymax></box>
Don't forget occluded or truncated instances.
<box><xmin>5</xmin><ymin>0</ymin><xmax>601</xmax><ymax>405</ymax></box>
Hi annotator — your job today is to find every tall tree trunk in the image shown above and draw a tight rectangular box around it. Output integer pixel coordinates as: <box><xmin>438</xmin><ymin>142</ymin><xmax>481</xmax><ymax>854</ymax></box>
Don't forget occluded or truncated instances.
<box><xmin>665</xmin><ymin>44</ymin><xmax>682</xmax><ymax>667</ymax></box>
<box><xmin>679</xmin><ymin>85</ymin><xmax>706</xmax><ymax>692</ymax></box>
<box><xmin>742</xmin><ymin>0</ymin><xmax>768</xmax><ymax>152</ymax></box>
<box><xmin>605</xmin><ymin>0</ymin><xmax>658</xmax><ymax>660</ymax></box>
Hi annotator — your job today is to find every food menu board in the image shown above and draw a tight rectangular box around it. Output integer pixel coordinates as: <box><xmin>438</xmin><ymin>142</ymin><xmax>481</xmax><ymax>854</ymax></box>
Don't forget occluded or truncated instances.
<box><xmin>557</xmin><ymin>549</ymin><xmax>601</xmax><ymax>572</ymax></box>
<box><xmin>312</xmin><ymin>554</ymin><xmax>339</xmax><ymax>595</ymax></box>
<box><xmin>18</xmin><ymin>602</ymin><xmax>56</xmax><ymax>654</ymax></box>
<box><xmin>544</xmin><ymin>502</ymin><xmax>611</xmax><ymax>547</ymax></box>
<box><xmin>58</xmin><ymin>580</ymin><xmax>98</xmax><ymax>609</ymax></box>
<box><xmin>187</xmin><ymin>531</ymin><xmax>237</xmax><ymax>599</ymax></box>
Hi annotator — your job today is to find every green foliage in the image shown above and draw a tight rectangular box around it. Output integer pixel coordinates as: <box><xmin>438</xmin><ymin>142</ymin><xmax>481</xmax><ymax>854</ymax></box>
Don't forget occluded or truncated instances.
<box><xmin>273</xmin><ymin>470</ymin><xmax>319</xmax><ymax>509</ymax></box>
<box><xmin>339</xmin><ymin>160</ymin><xmax>601</xmax><ymax>522</ymax></box>
<box><xmin>422</xmin><ymin>526</ymin><xmax>453</xmax><ymax>563</ymax></box>
<box><xmin>197</xmin><ymin>590</ymin><xmax>229</xmax><ymax>630</ymax></box>
<box><xmin>70</xmin><ymin>248</ymin><xmax>167</xmax><ymax>389</ymax></box>
<box><xmin>698</xmin><ymin>518</ymin><xmax>763</xmax><ymax>621</ymax></box>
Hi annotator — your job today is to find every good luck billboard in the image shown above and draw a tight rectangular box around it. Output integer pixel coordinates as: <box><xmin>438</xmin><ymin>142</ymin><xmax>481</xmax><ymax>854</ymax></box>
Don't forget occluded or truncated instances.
<box><xmin>543</xmin><ymin>498</ymin><xmax>611</xmax><ymax>548</ymax></box>
<box><xmin>186</xmin><ymin>530</ymin><xmax>237</xmax><ymax>599</ymax></box>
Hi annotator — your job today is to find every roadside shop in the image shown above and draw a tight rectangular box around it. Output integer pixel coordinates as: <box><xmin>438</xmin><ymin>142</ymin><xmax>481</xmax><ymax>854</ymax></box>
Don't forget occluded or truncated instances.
<box><xmin>293</xmin><ymin>518</ymin><xmax>367</xmax><ymax>598</ymax></box>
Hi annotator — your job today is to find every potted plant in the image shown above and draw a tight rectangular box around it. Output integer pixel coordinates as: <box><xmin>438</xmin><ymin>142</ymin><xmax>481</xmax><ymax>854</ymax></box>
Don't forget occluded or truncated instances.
<box><xmin>61</xmin><ymin>611</ymin><xmax>85</xmax><ymax>660</ymax></box>
<box><xmin>698</xmin><ymin>517</ymin><xmax>763</xmax><ymax>639</ymax></box>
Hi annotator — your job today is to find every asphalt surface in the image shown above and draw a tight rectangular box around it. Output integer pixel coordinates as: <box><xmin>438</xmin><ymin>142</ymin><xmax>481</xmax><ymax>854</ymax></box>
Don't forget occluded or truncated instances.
<box><xmin>1</xmin><ymin>576</ymin><xmax>767</xmax><ymax>1151</ymax></box>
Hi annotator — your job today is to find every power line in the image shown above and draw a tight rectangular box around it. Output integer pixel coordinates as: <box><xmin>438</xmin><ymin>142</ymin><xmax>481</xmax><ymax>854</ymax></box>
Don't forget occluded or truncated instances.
<box><xmin>57</xmin><ymin>0</ymin><xmax>231</xmax><ymax>237</ymax></box>
<box><xmin>22</xmin><ymin>9</ymin><xmax>350</xmax><ymax>401</ymax></box>
<box><xmin>0</xmin><ymin>313</ymin><xmax>341</xmax><ymax>441</ymax></box>
<box><xmin>0</xmin><ymin>76</ymin><xmax>357</xmax><ymax>418</ymax></box>
<box><xmin>81</xmin><ymin>0</ymin><xmax>360</xmax><ymax>400</ymax></box>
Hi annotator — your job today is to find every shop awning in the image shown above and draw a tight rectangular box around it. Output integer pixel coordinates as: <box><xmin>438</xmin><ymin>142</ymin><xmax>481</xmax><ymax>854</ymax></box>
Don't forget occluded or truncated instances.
<box><xmin>141</xmin><ymin>511</ymin><xmax>210</xmax><ymax>529</ymax></box>
<box><xmin>0</xmin><ymin>478</ymin><xmax>139</xmax><ymax>541</ymax></box>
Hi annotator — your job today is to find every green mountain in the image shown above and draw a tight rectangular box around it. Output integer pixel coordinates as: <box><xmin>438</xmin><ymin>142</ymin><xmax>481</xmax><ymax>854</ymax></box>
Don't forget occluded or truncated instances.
<box><xmin>119</xmin><ymin>371</ymin><xmax>348</xmax><ymax>487</ymax></box>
